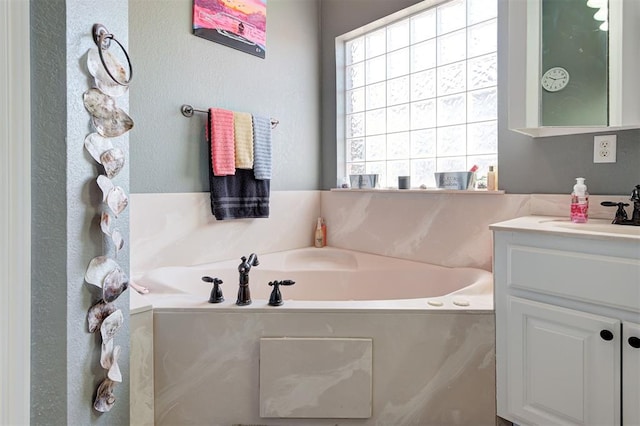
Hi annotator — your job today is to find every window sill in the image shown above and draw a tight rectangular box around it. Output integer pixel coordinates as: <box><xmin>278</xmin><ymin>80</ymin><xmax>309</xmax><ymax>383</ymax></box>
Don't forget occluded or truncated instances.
<box><xmin>330</xmin><ymin>188</ymin><xmax>505</xmax><ymax>195</ymax></box>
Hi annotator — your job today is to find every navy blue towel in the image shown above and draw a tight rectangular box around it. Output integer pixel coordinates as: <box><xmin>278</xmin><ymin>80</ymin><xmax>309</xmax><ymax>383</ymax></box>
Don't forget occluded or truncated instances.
<box><xmin>208</xmin><ymin>141</ymin><xmax>270</xmax><ymax>220</ymax></box>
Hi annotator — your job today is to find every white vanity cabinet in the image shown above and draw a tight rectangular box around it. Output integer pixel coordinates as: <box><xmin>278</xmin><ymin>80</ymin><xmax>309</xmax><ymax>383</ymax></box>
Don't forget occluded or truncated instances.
<box><xmin>624</xmin><ymin>321</ymin><xmax>640</xmax><ymax>425</ymax></box>
<box><xmin>491</xmin><ymin>217</ymin><xmax>640</xmax><ymax>426</ymax></box>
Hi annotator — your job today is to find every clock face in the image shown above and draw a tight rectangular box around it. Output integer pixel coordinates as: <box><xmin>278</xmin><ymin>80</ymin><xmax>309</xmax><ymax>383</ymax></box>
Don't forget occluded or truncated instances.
<box><xmin>541</xmin><ymin>67</ymin><xmax>570</xmax><ymax>92</ymax></box>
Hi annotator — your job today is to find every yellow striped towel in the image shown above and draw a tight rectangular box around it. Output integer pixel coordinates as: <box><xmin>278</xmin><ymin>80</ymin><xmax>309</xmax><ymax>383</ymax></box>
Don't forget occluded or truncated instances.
<box><xmin>234</xmin><ymin>111</ymin><xmax>254</xmax><ymax>169</ymax></box>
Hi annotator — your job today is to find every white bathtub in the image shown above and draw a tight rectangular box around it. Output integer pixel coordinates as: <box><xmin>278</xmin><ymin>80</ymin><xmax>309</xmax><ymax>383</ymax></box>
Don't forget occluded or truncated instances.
<box><xmin>132</xmin><ymin>247</ymin><xmax>493</xmax><ymax>311</ymax></box>
<box><xmin>130</xmin><ymin>247</ymin><xmax>496</xmax><ymax>426</ymax></box>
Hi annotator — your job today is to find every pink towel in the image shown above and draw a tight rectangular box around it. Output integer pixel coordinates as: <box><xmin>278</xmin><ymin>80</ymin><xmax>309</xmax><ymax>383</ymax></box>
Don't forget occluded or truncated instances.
<box><xmin>207</xmin><ymin>108</ymin><xmax>235</xmax><ymax>176</ymax></box>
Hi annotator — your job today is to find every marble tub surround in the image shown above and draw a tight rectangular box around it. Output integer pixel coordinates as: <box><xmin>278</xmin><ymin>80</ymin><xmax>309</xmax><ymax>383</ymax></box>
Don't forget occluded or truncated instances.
<box><xmin>259</xmin><ymin>337</ymin><xmax>373</xmax><ymax>418</ymax></box>
<box><xmin>130</xmin><ymin>306</ymin><xmax>154</xmax><ymax>426</ymax></box>
<box><xmin>151</xmin><ymin>309</ymin><xmax>495</xmax><ymax>425</ymax></box>
<box><xmin>321</xmin><ymin>191</ymin><xmax>531</xmax><ymax>271</ymax></box>
<box><xmin>130</xmin><ymin>191</ymin><xmax>633</xmax><ymax>277</ymax></box>
<box><xmin>131</xmin><ymin>247</ymin><xmax>495</xmax><ymax>424</ymax></box>
<box><xmin>130</xmin><ymin>191</ymin><xmax>320</xmax><ymax>274</ymax></box>
<box><xmin>127</xmin><ymin>190</ymin><xmax>633</xmax><ymax>426</ymax></box>
<box><xmin>320</xmin><ymin>192</ymin><xmax>634</xmax><ymax>271</ymax></box>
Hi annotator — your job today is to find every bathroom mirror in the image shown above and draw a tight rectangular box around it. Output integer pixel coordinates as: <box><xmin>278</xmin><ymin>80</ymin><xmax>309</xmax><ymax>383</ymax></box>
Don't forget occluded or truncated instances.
<box><xmin>507</xmin><ymin>0</ymin><xmax>640</xmax><ymax>137</ymax></box>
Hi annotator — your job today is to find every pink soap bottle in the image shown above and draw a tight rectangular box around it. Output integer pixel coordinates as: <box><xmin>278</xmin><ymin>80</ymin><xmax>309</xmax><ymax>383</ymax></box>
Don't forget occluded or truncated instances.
<box><xmin>570</xmin><ymin>177</ymin><xmax>589</xmax><ymax>223</ymax></box>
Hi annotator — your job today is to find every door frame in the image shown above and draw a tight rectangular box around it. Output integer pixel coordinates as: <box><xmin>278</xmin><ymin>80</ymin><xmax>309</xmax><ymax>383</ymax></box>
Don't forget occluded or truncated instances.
<box><xmin>1</xmin><ymin>0</ymin><xmax>31</xmax><ymax>424</ymax></box>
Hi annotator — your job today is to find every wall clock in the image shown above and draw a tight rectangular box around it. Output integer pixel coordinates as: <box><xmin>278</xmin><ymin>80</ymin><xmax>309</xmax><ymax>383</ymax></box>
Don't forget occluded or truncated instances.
<box><xmin>541</xmin><ymin>67</ymin><xmax>570</xmax><ymax>92</ymax></box>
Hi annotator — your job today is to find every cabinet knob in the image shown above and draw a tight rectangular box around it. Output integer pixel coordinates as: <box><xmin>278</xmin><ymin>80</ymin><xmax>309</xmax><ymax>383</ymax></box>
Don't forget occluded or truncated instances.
<box><xmin>600</xmin><ymin>330</ymin><xmax>614</xmax><ymax>341</ymax></box>
<box><xmin>629</xmin><ymin>336</ymin><xmax>640</xmax><ymax>349</ymax></box>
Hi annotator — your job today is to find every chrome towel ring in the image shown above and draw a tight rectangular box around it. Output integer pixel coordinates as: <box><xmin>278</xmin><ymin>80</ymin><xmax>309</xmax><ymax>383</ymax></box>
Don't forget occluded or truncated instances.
<box><xmin>92</xmin><ymin>23</ymin><xmax>132</xmax><ymax>87</ymax></box>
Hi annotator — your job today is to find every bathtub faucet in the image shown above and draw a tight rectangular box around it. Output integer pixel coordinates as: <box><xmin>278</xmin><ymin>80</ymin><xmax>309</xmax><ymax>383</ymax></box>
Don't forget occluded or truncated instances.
<box><xmin>236</xmin><ymin>253</ymin><xmax>259</xmax><ymax>305</ymax></box>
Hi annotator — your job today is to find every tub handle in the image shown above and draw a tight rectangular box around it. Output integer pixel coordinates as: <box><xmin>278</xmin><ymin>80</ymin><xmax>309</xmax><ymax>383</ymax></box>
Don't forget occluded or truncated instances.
<box><xmin>202</xmin><ymin>276</ymin><xmax>224</xmax><ymax>303</ymax></box>
<box><xmin>268</xmin><ymin>280</ymin><xmax>295</xmax><ymax>306</ymax></box>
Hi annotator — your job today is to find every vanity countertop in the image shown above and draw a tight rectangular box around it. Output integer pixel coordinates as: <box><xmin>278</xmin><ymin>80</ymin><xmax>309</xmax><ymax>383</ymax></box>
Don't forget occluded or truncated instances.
<box><xmin>490</xmin><ymin>215</ymin><xmax>640</xmax><ymax>242</ymax></box>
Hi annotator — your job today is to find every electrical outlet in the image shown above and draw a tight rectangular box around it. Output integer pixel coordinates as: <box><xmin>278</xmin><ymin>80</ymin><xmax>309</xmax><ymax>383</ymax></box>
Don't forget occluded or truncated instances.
<box><xmin>593</xmin><ymin>135</ymin><xmax>617</xmax><ymax>163</ymax></box>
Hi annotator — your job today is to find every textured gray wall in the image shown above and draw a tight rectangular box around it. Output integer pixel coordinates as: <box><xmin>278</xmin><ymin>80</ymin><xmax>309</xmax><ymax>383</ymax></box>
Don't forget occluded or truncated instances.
<box><xmin>31</xmin><ymin>1</ymin><xmax>67</xmax><ymax>421</ymax></box>
<box><xmin>129</xmin><ymin>0</ymin><xmax>321</xmax><ymax>193</ymax></box>
<box><xmin>320</xmin><ymin>0</ymin><xmax>640</xmax><ymax>194</ymax></box>
<box><xmin>31</xmin><ymin>0</ymin><xmax>130</xmax><ymax>424</ymax></box>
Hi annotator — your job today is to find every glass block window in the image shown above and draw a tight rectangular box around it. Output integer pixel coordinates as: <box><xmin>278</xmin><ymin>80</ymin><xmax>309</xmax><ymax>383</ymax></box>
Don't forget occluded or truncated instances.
<box><xmin>341</xmin><ymin>0</ymin><xmax>497</xmax><ymax>189</ymax></box>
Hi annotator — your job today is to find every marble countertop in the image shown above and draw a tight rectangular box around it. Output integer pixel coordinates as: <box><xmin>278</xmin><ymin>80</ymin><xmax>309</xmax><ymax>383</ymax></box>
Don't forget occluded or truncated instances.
<box><xmin>490</xmin><ymin>215</ymin><xmax>640</xmax><ymax>242</ymax></box>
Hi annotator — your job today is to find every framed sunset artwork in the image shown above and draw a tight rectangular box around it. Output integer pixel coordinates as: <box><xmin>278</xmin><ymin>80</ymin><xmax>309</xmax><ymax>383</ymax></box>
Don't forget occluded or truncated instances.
<box><xmin>192</xmin><ymin>0</ymin><xmax>267</xmax><ymax>59</ymax></box>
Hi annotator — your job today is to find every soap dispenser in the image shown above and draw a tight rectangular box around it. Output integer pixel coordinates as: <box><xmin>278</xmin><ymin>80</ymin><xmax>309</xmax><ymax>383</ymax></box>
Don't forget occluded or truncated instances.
<box><xmin>570</xmin><ymin>177</ymin><xmax>589</xmax><ymax>223</ymax></box>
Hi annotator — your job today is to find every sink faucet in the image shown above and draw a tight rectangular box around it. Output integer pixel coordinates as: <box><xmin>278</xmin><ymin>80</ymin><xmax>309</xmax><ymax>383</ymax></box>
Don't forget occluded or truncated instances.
<box><xmin>631</xmin><ymin>184</ymin><xmax>640</xmax><ymax>224</ymax></box>
<box><xmin>601</xmin><ymin>184</ymin><xmax>640</xmax><ymax>226</ymax></box>
<box><xmin>236</xmin><ymin>253</ymin><xmax>259</xmax><ymax>305</ymax></box>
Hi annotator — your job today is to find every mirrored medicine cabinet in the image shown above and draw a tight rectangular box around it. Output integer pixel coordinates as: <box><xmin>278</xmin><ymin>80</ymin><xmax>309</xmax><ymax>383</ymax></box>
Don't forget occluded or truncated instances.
<box><xmin>508</xmin><ymin>0</ymin><xmax>640</xmax><ymax>137</ymax></box>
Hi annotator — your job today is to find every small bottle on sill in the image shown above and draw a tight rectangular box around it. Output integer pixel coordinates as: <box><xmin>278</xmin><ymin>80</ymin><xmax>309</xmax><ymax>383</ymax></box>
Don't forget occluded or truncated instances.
<box><xmin>487</xmin><ymin>166</ymin><xmax>498</xmax><ymax>191</ymax></box>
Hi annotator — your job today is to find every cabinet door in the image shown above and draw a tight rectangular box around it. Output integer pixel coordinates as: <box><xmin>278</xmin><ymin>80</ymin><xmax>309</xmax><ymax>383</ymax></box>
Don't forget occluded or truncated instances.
<box><xmin>624</xmin><ymin>321</ymin><xmax>640</xmax><ymax>426</ymax></box>
<box><xmin>507</xmin><ymin>297</ymin><xmax>620</xmax><ymax>425</ymax></box>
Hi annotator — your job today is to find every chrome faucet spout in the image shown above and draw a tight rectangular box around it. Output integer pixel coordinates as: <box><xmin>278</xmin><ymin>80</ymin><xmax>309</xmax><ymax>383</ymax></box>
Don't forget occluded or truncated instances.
<box><xmin>236</xmin><ymin>254</ymin><xmax>259</xmax><ymax>305</ymax></box>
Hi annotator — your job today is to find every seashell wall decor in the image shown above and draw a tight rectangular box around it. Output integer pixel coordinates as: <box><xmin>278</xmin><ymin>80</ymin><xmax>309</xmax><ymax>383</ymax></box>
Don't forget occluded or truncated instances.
<box><xmin>82</xmin><ymin>23</ymin><xmax>133</xmax><ymax>414</ymax></box>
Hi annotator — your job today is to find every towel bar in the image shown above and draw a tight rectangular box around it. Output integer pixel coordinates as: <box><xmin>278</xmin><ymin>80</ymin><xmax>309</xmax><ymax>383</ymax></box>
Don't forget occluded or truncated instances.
<box><xmin>180</xmin><ymin>104</ymin><xmax>279</xmax><ymax>129</ymax></box>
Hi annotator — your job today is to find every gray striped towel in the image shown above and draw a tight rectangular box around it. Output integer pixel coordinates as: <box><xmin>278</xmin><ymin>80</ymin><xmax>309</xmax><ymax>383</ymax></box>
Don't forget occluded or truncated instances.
<box><xmin>252</xmin><ymin>115</ymin><xmax>272</xmax><ymax>180</ymax></box>
<box><xmin>209</xmin><ymin>168</ymin><xmax>270</xmax><ymax>220</ymax></box>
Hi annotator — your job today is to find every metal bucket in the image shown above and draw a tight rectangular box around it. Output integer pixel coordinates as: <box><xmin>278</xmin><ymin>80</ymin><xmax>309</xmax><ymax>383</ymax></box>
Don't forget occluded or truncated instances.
<box><xmin>349</xmin><ymin>174</ymin><xmax>379</xmax><ymax>189</ymax></box>
<box><xmin>434</xmin><ymin>172</ymin><xmax>475</xmax><ymax>190</ymax></box>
